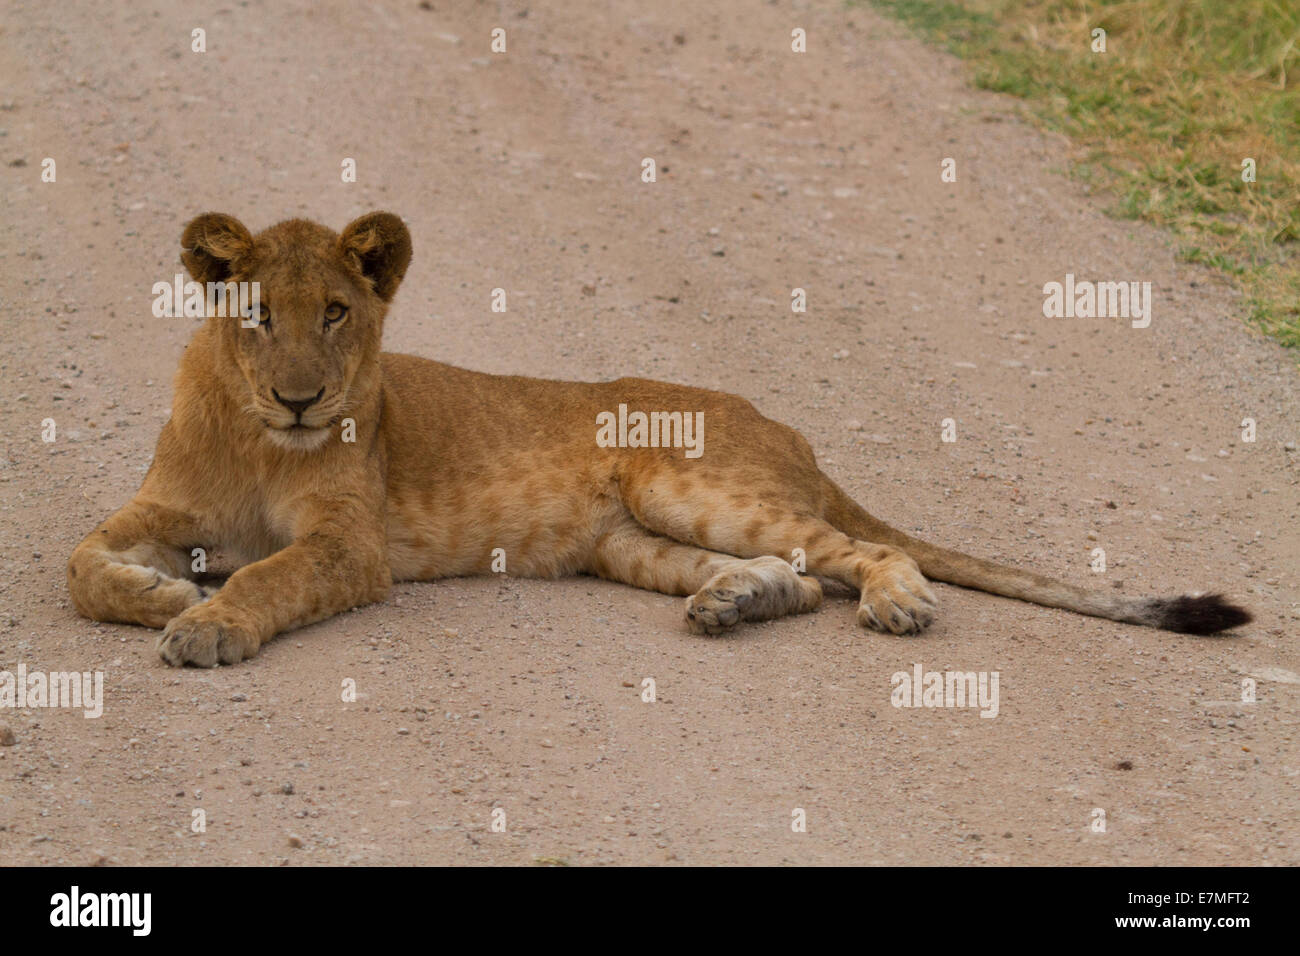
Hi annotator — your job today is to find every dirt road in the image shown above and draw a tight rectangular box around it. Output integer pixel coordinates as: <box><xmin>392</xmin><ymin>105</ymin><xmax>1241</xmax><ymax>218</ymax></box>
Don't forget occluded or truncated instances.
<box><xmin>1</xmin><ymin>0</ymin><xmax>1296</xmax><ymax>865</ymax></box>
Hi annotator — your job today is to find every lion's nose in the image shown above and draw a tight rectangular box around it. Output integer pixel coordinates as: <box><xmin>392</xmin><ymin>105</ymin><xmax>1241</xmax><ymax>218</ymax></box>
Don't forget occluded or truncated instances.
<box><xmin>272</xmin><ymin>387</ymin><xmax>324</xmax><ymax>417</ymax></box>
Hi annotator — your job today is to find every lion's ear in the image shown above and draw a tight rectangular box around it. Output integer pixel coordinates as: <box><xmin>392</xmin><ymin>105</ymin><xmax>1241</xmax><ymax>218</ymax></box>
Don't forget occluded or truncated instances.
<box><xmin>338</xmin><ymin>212</ymin><xmax>412</xmax><ymax>302</ymax></box>
<box><xmin>181</xmin><ymin>213</ymin><xmax>254</xmax><ymax>284</ymax></box>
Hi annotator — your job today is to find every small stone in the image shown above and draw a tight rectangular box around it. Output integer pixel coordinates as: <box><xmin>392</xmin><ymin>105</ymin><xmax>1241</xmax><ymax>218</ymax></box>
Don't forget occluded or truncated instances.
<box><xmin>287</xmin><ymin>834</ymin><xmax>304</xmax><ymax>848</ymax></box>
<box><xmin>0</xmin><ymin>722</ymin><xmax>15</xmax><ymax>746</ymax></box>
<box><xmin>280</xmin><ymin>782</ymin><xmax>294</xmax><ymax>795</ymax></box>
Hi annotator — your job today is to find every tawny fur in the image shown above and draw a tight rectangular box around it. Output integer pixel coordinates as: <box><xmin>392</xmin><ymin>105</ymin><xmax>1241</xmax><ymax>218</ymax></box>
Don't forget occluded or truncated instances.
<box><xmin>66</xmin><ymin>213</ymin><xmax>1252</xmax><ymax>667</ymax></box>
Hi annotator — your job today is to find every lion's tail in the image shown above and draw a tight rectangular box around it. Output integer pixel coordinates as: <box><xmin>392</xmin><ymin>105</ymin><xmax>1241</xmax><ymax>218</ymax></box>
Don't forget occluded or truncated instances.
<box><xmin>820</xmin><ymin>477</ymin><xmax>1251</xmax><ymax>635</ymax></box>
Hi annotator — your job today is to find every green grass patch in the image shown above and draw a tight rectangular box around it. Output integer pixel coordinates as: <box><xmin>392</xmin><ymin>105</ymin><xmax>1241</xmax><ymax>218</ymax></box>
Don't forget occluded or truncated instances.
<box><xmin>860</xmin><ymin>0</ymin><xmax>1300</xmax><ymax>351</ymax></box>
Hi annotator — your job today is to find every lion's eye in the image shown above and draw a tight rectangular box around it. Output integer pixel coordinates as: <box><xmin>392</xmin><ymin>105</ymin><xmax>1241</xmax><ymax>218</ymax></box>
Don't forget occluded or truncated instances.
<box><xmin>324</xmin><ymin>303</ymin><xmax>348</xmax><ymax>328</ymax></box>
<box><xmin>245</xmin><ymin>304</ymin><xmax>271</xmax><ymax>329</ymax></box>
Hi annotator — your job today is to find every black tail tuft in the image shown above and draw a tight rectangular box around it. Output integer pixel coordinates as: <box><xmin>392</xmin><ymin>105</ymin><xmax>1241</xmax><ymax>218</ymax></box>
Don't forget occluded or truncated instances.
<box><xmin>1150</xmin><ymin>594</ymin><xmax>1252</xmax><ymax>635</ymax></box>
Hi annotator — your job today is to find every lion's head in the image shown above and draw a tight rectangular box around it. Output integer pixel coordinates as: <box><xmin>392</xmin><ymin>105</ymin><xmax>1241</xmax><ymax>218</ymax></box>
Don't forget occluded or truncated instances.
<box><xmin>180</xmin><ymin>211</ymin><xmax>411</xmax><ymax>451</ymax></box>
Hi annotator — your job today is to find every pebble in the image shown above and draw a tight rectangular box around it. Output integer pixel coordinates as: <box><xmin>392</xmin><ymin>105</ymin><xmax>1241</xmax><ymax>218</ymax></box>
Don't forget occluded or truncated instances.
<box><xmin>287</xmin><ymin>834</ymin><xmax>304</xmax><ymax>848</ymax></box>
<box><xmin>0</xmin><ymin>722</ymin><xmax>15</xmax><ymax>746</ymax></box>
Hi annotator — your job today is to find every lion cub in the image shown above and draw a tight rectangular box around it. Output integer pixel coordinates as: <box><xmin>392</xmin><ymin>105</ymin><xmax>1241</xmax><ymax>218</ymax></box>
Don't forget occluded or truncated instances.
<box><xmin>67</xmin><ymin>212</ymin><xmax>1250</xmax><ymax>666</ymax></box>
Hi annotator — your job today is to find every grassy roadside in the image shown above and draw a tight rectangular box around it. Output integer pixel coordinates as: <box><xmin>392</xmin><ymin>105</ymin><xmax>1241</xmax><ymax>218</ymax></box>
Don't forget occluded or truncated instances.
<box><xmin>858</xmin><ymin>0</ymin><xmax>1300</xmax><ymax>349</ymax></box>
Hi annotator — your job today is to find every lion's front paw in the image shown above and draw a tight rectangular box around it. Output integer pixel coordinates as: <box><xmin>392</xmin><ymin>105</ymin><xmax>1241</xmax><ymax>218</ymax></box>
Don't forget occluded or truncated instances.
<box><xmin>858</xmin><ymin>558</ymin><xmax>938</xmax><ymax>635</ymax></box>
<box><xmin>158</xmin><ymin>604</ymin><xmax>260</xmax><ymax>667</ymax></box>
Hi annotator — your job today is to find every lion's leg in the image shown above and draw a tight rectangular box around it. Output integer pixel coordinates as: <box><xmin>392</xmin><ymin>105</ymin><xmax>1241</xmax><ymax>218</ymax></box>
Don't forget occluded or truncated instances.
<box><xmin>588</xmin><ymin>519</ymin><xmax>821</xmax><ymax>634</ymax></box>
<box><xmin>67</xmin><ymin>499</ymin><xmax>212</xmax><ymax>628</ymax></box>
<box><xmin>156</xmin><ymin>498</ymin><xmax>391</xmax><ymax>667</ymax></box>
<box><xmin>622</xmin><ymin>478</ymin><xmax>937</xmax><ymax>635</ymax></box>
<box><xmin>808</xmin><ymin>535</ymin><xmax>938</xmax><ymax>635</ymax></box>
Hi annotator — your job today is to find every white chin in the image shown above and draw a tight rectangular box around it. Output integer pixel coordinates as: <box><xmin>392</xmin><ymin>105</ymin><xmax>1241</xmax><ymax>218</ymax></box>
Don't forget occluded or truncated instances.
<box><xmin>266</xmin><ymin>426</ymin><xmax>331</xmax><ymax>451</ymax></box>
